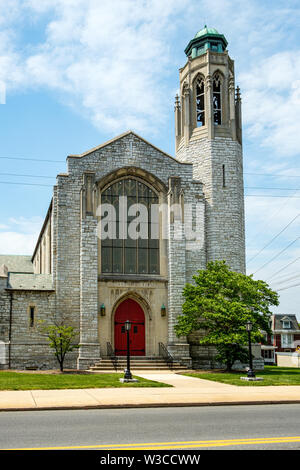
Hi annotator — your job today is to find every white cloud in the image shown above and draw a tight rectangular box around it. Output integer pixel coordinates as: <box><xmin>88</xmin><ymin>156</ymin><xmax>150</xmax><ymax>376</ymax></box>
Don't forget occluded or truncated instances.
<box><xmin>0</xmin><ymin>217</ymin><xmax>43</xmax><ymax>255</ymax></box>
<box><xmin>0</xmin><ymin>0</ymin><xmax>191</xmax><ymax>134</ymax></box>
<box><xmin>240</xmin><ymin>52</ymin><xmax>300</xmax><ymax>157</ymax></box>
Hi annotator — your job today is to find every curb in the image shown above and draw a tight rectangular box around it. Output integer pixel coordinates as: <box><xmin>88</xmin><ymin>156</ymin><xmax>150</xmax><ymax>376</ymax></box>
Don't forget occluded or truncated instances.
<box><xmin>1</xmin><ymin>399</ymin><xmax>300</xmax><ymax>412</ymax></box>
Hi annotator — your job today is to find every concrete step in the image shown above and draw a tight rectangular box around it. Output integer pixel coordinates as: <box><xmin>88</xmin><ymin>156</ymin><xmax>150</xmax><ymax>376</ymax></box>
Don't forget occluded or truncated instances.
<box><xmin>89</xmin><ymin>356</ymin><xmax>188</xmax><ymax>372</ymax></box>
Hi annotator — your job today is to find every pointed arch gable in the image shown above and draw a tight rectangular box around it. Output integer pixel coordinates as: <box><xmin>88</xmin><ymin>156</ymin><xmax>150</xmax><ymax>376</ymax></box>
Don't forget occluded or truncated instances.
<box><xmin>97</xmin><ymin>166</ymin><xmax>167</xmax><ymax>194</ymax></box>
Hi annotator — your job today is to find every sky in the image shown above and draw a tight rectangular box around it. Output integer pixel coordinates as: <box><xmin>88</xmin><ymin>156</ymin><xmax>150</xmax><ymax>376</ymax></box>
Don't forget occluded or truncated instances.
<box><xmin>0</xmin><ymin>0</ymin><xmax>300</xmax><ymax>318</ymax></box>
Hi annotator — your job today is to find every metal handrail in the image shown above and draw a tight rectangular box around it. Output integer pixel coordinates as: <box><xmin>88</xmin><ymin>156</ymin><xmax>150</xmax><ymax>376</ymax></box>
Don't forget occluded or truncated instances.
<box><xmin>159</xmin><ymin>342</ymin><xmax>174</xmax><ymax>370</ymax></box>
<box><xmin>106</xmin><ymin>342</ymin><xmax>119</xmax><ymax>371</ymax></box>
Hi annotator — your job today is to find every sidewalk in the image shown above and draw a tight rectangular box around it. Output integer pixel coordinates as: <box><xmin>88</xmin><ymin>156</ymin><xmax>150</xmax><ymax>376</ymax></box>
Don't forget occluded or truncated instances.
<box><xmin>1</xmin><ymin>371</ymin><xmax>300</xmax><ymax>411</ymax></box>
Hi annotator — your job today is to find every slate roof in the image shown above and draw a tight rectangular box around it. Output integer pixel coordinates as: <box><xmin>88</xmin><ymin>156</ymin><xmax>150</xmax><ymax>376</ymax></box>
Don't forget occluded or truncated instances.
<box><xmin>272</xmin><ymin>314</ymin><xmax>300</xmax><ymax>331</ymax></box>
<box><xmin>7</xmin><ymin>273</ymin><xmax>54</xmax><ymax>291</ymax></box>
<box><xmin>0</xmin><ymin>255</ymin><xmax>34</xmax><ymax>273</ymax></box>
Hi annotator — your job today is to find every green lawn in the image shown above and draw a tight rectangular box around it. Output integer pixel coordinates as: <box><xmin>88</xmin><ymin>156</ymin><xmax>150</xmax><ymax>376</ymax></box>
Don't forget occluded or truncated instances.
<box><xmin>0</xmin><ymin>371</ymin><xmax>171</xmax><ymax>391</ymax></box>
<box><xmin>182</xmin><ymin>366</ymin><xmax>300</xmax><ymax>386</ymax></box>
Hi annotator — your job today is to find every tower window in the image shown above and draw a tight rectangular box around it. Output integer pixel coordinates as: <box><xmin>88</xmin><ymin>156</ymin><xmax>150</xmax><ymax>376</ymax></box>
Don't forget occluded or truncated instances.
<box><xmin>222</xmin><ymin>164</ymin><xmax>226</xmax><ymax>188</ymax></box>
<box><xmin>196</xmin><ymin>78</ymin><xmax>205</xmax><ymax>127</ymax></box>
<box><xmin>213</xmin><ymin>74</ymin><xmax>222</xmax><ymax>125</ymax></box>
<box><xmin>29</xmin><ymin>306</ymin><xmax>35</xmax><ymax>328</ymax></box>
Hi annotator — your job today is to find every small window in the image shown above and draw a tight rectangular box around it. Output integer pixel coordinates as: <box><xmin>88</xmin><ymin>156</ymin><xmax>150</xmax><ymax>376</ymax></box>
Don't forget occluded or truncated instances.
<box><xmin>283</xmin><ymin>320</ymin><xmax>291</xmax><ymax>329</ymax></box>
<box><xmin>213</xmin><ymin>74</ymin><xmax>222</xmax><ymax>125</ymax></box>
<box><xmin>29</xmin><ymin>307</ymin><xmax>35</xmax><ymax>328</ymax></box>
<box><xmin>222</xmin><ymin>164</ymin><xmax>226</xmax><ymax>188</ymax></box>
<box><xmin>196</xmin><ymin>77</ymin><xmax>205</xmax><ymax>127</ymax></box>
<box><xmin>133</xmin><ymin>326</ymin><xmax>138</xmax><ymax>334</ymax></box>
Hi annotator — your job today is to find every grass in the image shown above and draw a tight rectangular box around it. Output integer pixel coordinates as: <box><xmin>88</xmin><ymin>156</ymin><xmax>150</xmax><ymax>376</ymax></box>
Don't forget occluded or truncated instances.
<box><xmin>182</xmin><ymin>366</ymin><xmax>300</xmax><ymax>386</ymax></box>
<box><xmin>0</xmin><ymin>371</ymin><xmax>171</xmax><ymax>391</ymax></box>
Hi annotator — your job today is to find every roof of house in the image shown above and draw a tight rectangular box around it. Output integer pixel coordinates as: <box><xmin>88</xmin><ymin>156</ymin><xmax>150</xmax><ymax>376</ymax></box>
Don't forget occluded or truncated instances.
<box><xmin>272</xmin><ymin>314</ymin><xmax>300</xmax><ymax>331</ymax></box>
<box><xmin>0</xmin><ymin>255</ymin><xmax>34</xmax><ymax>274</ymax></box>
<box><xmin>7</xmin><ymin>273</ymin><xmax>54</xmax><ymax>291</ymax></box>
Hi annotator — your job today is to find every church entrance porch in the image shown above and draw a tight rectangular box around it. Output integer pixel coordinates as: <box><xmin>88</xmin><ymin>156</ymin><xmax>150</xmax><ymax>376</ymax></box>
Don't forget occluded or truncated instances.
<box><xmin>114</xmin><ymin>298</ymin><xmax>145</xmax><ymax>356</ymax></box>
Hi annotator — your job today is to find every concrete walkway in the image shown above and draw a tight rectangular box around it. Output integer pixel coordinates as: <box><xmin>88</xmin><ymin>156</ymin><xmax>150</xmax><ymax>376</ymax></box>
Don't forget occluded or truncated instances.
<box><xmin>1</xmin><ymin>371</ymin><xmax>300</xmax><ymax>411</ymax></box>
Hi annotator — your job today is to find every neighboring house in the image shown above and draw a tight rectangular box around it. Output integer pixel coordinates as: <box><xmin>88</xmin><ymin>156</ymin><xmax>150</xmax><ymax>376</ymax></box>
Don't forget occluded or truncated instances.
<box><xmin>261</xmin><ymin>314</ymin><xmax>300</xmax><ymax>364</ymax></box>
<box><xmin>0</xmin><ymin>26</ymin><xmax>247</xmax><ymax>370</ymax></box>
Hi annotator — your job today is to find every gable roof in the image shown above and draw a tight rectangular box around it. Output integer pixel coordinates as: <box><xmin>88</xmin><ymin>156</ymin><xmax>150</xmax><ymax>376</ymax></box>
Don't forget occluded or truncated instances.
<box><xmin>67</xmin><ymin>130</ymin><xmax>190</xmax><ymax>165</ymax></box>
<box><xmin>0</xmin><ymin>255</ymin><xmax>33</xmax><ymax>274</ymax></box>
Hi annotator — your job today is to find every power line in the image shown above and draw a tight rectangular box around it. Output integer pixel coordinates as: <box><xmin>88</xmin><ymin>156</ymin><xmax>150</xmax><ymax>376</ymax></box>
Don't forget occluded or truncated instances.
<box><xmin>252</xmin><ymin>237</ymin><xmax>300</xmax><ymax>275</ymax></box>
<box><xmin>271</xmin><ymin>273</ymin><xmax>300</xmax><ymax>287</ymax></box>
<box><xmin>268</xmin><ymin>256</ymin><xmax>300</xmax><ymax>281</ymax></box>
<box><xmin>245</xmin><ymin>194</ymin><xmax>300</xmax><ymax>198</ymax></box>
<box><xmin>247</xmin><ymin>213</ymin><xmax>300</xmax><ymax>264</ymax></box>
<box><xmin>0</xmin><ymin>172</ymin><xmax>55</xmax><ymax>179</ymax></box>
<box><xmin>277</xmin><ymin>282</ymin><xmax>300</xmax><ymax>292</ymax></box>
<box><xmin>246</xmin><ymin>187</ymin><xmax>300</xmax><ymax>191</ymax></box>
<box><xmin>245</xmin><ymin>172</ymin><xmax>300</xmax><ymax>178</ymax></box>
<box><xmin>0</xmin><ymin>156</ymin><xmax>64</xmax><ymax>163</ymax></box>
<box><xmin>0</xmin><ymin>181</ymin><xmax>53</xmax><ymax>187</ymax></box>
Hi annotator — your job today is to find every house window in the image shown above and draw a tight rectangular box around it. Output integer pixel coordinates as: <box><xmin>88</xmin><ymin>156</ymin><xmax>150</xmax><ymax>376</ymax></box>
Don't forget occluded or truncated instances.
<box><xmin>282</xmin><ymin>320</ymin><xmax>291</xmax><ymax>329</ymax></box>
<box><xmin>29</xmin><ymin>306</ymin><xmax>35</xmax><ymax>328</ymax></box>
<box><xmin>101</xmin><ymin>178</ymin><xmax>159</xmax><ymax>275</ymax></box>
<box><xmin>196</xmin><ymin>78</ymin><xmax>205</xmax><ymax>127</ymax></box>
<box><xmin>281</xmin><ymin>334</ymin><xmax>293</xmax><ymax>347</ymax></box>
<box><xmin>213</xmin><ymin>74</ymin><xmax>222</xmax><ymax>125</ymax></box>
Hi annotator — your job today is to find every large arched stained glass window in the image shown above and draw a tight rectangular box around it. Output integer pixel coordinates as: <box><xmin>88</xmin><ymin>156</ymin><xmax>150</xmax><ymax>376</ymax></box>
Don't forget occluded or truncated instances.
<box><xmin>101</xmin><ymin>178</ymin><xmax>160</xmax><ymax>275</ymax></box>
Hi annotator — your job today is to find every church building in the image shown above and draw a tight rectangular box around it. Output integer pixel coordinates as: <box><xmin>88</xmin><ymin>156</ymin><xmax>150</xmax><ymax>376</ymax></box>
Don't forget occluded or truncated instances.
<box><xmin>0</xmin><ymin>27</ymin><xmax>248</xmax><ymax>370</ymax></box>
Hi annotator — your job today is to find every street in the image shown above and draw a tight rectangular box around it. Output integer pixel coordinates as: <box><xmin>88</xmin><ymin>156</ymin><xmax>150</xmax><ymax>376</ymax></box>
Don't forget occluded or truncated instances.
<box><xmin>1</xmin><ymin>404</ymin><xmax>300</xmax><ymax>450</ymax></box>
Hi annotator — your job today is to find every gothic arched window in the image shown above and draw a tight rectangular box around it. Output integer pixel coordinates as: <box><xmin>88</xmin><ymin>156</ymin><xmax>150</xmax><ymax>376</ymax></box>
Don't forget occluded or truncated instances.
<box><xmin>196</xmin><ymin>77</ymin><xmax>205</xmax><ymax>127</ymax></box>
<box><xmin>101</xmin><ymin>178</ymin><xmax>159</xmax><ymax>275</ymax></box>
<box><xmin>213</xmin><ymin>73</ymin><xmax>222</xmax><ymax>125</ymax></box>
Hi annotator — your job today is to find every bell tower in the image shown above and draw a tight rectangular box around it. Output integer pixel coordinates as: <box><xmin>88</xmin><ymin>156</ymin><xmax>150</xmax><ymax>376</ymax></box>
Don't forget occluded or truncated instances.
<box><xmin>175</xmin><ymin>26</ymin><xmax>245</xmax><ymax>273</ymax></box>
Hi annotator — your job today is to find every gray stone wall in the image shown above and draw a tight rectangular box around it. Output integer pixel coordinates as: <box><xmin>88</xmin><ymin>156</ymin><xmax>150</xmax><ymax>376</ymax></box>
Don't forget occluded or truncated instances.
<box><xmin>177</xmin><ymin>136</ymin><xmax>245</xmax><ymax>273</ymax></box>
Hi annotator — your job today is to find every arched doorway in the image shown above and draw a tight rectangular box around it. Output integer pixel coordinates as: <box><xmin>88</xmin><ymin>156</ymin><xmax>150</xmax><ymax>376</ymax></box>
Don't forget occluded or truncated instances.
<box><xmin>114</xmin><ymin>298</ymin><xmax>145</xmax><ymax>356</ymax></box>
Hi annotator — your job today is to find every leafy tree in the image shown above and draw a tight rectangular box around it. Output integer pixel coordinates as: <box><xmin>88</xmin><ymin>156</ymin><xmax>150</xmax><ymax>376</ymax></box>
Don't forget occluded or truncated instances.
<box><xmin>39</xmin><ymin>321</ymin><xmax>79</xmax><ymax>372</ymax></box>
<box><xmin>175</xmin><ymin>260</ymin><xmax>279</xmax><ymax>371</ymax></box>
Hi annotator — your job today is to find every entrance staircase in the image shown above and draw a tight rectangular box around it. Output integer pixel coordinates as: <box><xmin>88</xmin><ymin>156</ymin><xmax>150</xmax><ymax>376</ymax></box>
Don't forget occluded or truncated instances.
<box><xmin>89</xmin><ymin>356</ymin><xmax>187</xmax><ymax>373</ymax></box>
<box><xmin>89</xmin><ymin>342</ymin><xmax>188</xmax><ymax>372</ymax></box>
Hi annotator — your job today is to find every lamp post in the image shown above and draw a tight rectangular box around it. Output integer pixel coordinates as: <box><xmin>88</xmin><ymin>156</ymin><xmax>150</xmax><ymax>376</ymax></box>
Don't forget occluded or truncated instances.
<box><xmin>246</xmin><ymin>321</ymin><xmax>256</xmax><ymax>378</ymax></box>
<box><xmin>124</xmin><ymin>320</ymin><xmax>132</xmax><ymax>380</ymax></box>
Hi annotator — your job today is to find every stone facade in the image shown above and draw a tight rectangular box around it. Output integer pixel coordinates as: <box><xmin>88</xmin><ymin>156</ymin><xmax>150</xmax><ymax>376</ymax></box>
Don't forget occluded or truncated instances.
<box><xmin>0</xmin><ymin>27</ymin><xmax>258</xmax><ymax>370</ymax></box>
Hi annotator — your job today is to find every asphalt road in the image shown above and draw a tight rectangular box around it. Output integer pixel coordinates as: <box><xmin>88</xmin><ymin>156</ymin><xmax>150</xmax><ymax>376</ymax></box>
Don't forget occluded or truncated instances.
<box><xmin>1</xmin><ymin>404</ymin><xmax>300</xmax><ymax>450</ymax></box>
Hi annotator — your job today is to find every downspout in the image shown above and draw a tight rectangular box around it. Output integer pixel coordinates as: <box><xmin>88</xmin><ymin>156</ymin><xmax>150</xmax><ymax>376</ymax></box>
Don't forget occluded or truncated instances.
<box><xmin>8</xmin><ymin>290</ymin><xmax>13</xmax><ymax>369</ymax></box>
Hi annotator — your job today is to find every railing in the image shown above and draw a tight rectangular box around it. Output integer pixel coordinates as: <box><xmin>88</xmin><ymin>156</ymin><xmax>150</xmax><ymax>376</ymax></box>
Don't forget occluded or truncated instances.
<box><xmin>107</xmin><ymin>342</ymin><xmax>119</xmax><ymax>372</ymax></box>
<box><xmin>159</xmin><ymin>342</ymin><xmax>174</xmax><ymax>370</ymax></box>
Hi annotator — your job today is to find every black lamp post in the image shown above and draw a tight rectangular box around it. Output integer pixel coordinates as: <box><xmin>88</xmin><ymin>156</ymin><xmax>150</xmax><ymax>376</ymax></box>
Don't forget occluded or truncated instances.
<box><xmin>124</xmin><ymin>320</ymin><xmax>132</xmax><ymax>380</ymax></box>
<box><xmin>246</xmin><ymin>321</ymin><xmax>256</xmax><ymax>378</ymax></box>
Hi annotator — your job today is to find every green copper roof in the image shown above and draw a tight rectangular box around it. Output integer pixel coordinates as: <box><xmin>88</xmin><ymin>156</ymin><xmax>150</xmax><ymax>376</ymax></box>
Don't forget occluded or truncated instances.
<box><xmin>184</xmin><ymin>26</ymin><xmax>228</xmax><ymax>58</ymax></box>
<box><xmin>194</xmin><ymin>26</ymin><xmax>219</xmax><ymax>38</ymax></box>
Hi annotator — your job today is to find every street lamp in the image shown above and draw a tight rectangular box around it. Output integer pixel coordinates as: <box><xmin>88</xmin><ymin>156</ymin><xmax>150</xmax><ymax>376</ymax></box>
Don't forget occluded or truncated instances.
<box><xmin>246</xmin><ymin>321</ymin><xmax>256</xmax><ymax>378</ymax></box>
<box><xmin>124</xmin><ymin>320</ymin><xmax>132</xmax><ymax>380</ymax></box>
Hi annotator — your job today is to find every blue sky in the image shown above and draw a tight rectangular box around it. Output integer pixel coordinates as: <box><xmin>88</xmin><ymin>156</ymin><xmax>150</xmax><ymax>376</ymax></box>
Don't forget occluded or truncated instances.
<box><xmin>0</xmin><ymin>0</ymin><xmax>300</xmax><ymax>317</ymax></box>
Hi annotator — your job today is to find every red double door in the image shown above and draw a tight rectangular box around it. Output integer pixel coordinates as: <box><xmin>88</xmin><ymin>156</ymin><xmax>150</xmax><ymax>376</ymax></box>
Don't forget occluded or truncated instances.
<box><xmin>114</xmin><ymin>298</ymin><xmax>145</xmax><ymax>356</ymax></box>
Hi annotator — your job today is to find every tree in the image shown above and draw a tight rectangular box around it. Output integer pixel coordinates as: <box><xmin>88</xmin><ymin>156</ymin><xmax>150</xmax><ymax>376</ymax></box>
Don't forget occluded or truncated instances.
<box><xmin>39</xmin><ymin>321</ymin><xmax>79</xmax><ymax>372</ymax></box>
<box><xmin>175</xmin><ymin>260</ymin><xmax>279</xmax><ymax>371</ymax></box>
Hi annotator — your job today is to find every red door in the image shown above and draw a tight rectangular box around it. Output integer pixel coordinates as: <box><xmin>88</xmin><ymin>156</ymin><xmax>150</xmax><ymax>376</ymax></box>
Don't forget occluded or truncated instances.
<box><xmin>114</xmin><ymin>299</ymin><xmax>145</xmax><ymax>356</ymax></box>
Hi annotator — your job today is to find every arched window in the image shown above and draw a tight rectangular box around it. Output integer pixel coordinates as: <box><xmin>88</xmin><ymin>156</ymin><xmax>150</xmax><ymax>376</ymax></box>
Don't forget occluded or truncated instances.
<box><xmin>213</xmin><ymin>73</ymin><xmax>222</xmax><ymax>125</ymax></box>
<box><xmin>196</xmin><ymin>77</ymin><xmax>205</xmax><ymax>127</ymax></box>
<box><xmin>101</xmin><ymin>178</ymin><xmax>159</xmax><ymax>275</ymax></box>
